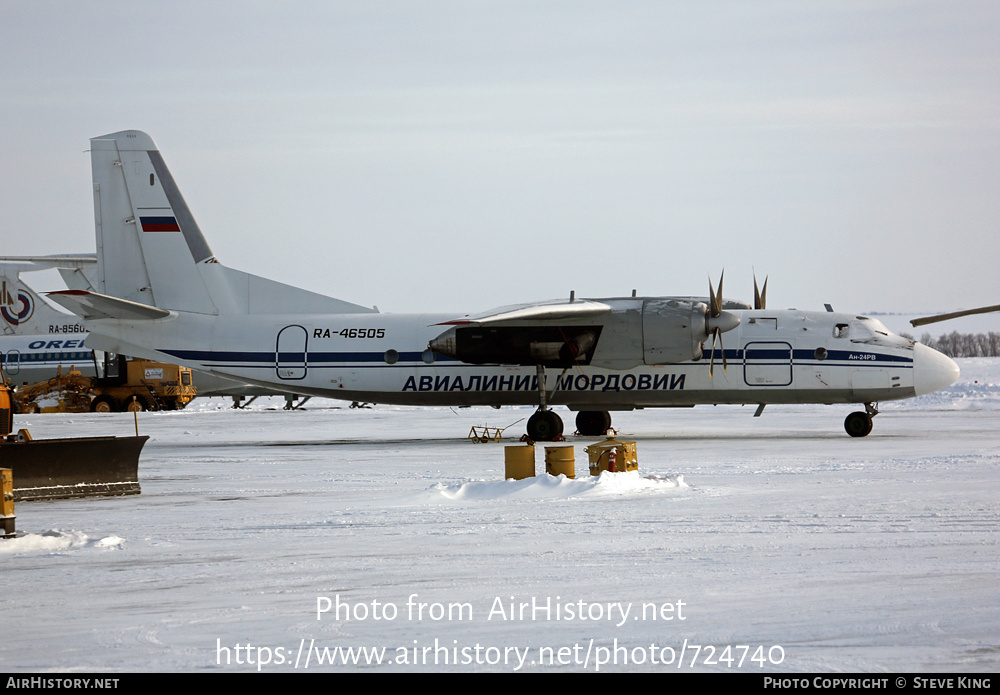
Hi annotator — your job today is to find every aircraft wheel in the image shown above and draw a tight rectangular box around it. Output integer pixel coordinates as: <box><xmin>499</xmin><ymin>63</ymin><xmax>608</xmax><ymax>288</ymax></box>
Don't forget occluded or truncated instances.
<box><xmin>91</xmin><ymin>395</ymin><xmax>120</xmax><ymax>413</ymax></box>
<box><xmin>124</xmin><ymin>395</ymin><xmax>151</xmax><ymax>412</ymax></box>
<box><xmin>575</xmin><ymin>410</ymin><xmax>612</xmax><ymax>437</ymax></box>
<box><xmin>527</xmin><ymin>410</ymin><xmax>564</xmax><ymax>441</ymax></box>
<box><xmin>844</xmin><ymin>411</ymin><xmax>873</xmax><ymax>437</ymax></box>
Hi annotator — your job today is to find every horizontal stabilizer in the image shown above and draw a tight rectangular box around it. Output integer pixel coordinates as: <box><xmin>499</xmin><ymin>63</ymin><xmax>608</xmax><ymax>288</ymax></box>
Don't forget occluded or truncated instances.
<box><xmin>0</xmin><ymin>254</ymin><xmax>98</xmax><ymax>292</ymax></box>
<box><xmin>47</xmin><ymin>290</ymin><xmax>173</xmax><ymax>321</ymax></box>
<box><xmin>438</xmin><ymin>299</ymin><xmax>611</xmax><ymax>326</ymax></box>
<box><xmin>0</xmin><ymin>254</ymin><xmax>97</xmax><ymax>271</ymax></box>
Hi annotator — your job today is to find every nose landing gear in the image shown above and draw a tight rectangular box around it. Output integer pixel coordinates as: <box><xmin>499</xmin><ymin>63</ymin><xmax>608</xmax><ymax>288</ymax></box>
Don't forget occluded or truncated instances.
<box><xmin>845</xmin><ymin>403</ymin><xmax>878</xmax><ymax>437</ymax></box>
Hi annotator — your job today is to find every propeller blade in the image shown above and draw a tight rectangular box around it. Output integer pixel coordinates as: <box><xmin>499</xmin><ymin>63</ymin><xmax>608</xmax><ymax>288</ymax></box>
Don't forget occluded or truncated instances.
<box><xmin>720</xmin><ymin>329</ymin><xmax>728</xmax><ymax>372</ymax></box>
<box><xmin>715</xmin><ymin>271</ymin><xmax>724</xmax><ymax>316</ymax></box>
<box><xmin>754</xmin><ymin>273</ymin><xmax>768</xmax><ymax>310</ymax></box>
<box><xmin>708</xmin><ymin>326</ymin><xmax>729</xmax><ymax>379</ymax></box>
<box><xmin>708</xmin><ymin>271</ymin><xmax>725</xmax><ymax>318</ymax></box>
<box><xmin>709</xmin><ymin>328</ymin><xmax>717</xmax><ymax>378</ymax></box>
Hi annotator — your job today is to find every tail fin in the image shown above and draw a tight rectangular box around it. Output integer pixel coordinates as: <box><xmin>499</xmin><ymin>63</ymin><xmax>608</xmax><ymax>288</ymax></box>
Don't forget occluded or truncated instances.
<box><xmin>90</xmin><ymin>130</ymin><xmax>374</xmax><ymax>316</ymax></box>
<box><xmin>91</xmin><ymin>131</ymin><xmax>216</xmax><ymax>313</ymax></box>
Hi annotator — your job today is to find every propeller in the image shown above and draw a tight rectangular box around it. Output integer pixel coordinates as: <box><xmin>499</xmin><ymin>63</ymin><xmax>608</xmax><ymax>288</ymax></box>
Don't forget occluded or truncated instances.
<box><xmin>753</xmin><ymin>271</ymin><xmax>767</xmax><ymax>310</ymax></box>
<box><xmin>706</xmin><ymin>271</ymin><xmax>741</xmax><ymax>378</ymax></box>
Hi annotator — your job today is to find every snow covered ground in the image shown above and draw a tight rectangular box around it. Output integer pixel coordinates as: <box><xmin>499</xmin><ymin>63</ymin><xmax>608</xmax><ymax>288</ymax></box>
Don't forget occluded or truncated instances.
<box><xmin>2</xmin><ymin>359</ymin><xmax>998</xmax><ymax>673</ymax></box>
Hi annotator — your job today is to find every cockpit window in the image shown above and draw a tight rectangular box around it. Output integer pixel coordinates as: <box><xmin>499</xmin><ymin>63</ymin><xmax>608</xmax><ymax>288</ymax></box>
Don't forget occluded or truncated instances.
<box><xmin>834</xmin><ymin>323</ymin><xmax>850</xmax><ymax>339</ymax></box>
<box><xmin>847</xmin><ymin>317</ymin><xmax>911</xmax><ymax>348</ymax></box>
<box><xmin>857</xmin><ymin>317</ymin><xmax>890</xmax><ymax>336</ymax></box>
<box><xmin>851</xmin><ymin>321</ymin><xmax>877</xmax><ymax>340</ymax></box>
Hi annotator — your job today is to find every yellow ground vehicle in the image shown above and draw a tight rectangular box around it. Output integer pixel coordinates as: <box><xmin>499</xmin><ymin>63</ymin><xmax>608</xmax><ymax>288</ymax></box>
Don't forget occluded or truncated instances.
<box><xmin>10</xmin><ymin>367</ymin><xmax>93</xmax><ymax>414</ymax></box>
<box><xmin>89</xmin><ymin>356</ymin><xmax>196</xmax><ymax>412</ymax></box>
<box><xmin>13</xmin><ymin>356</ymin><xmax>196</xmax><ymax>413</ymax></box>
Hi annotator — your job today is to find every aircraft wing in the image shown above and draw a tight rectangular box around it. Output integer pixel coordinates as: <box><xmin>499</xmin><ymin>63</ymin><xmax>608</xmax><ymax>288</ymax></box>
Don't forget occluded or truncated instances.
<box><xmin>436</xmin><ymin>298</ymin><xmax>612</xmax><ymax>326</ymax></box>
<box><xmin>910</xmin><ymin>304</ymin><xmax>1000</xmax><ymax>327</ymax></box>
<box><xmin>429</xmin><ymin>293</ymin><xmax>744</xmax><ymax>370</ymax></box>
<box><xmin>47</xmin><ymin>290</ymin><xmax>173</xmax><ymax>321</ymax></box>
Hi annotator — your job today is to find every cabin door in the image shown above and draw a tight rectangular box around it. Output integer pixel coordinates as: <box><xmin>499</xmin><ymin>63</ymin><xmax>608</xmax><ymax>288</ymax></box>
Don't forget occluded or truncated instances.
<box><xmin>275</xmin><ymin>325</ymin><xmax>308</xmax><ymax>380</ymax></box>
<box><xmin>743</xmin><ymin>341</ymin><xmax>793</xmax><ymax>387</ymax></box>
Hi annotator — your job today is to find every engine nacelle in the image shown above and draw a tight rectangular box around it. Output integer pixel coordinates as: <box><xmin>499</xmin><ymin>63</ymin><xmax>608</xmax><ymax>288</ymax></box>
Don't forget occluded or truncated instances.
<box><xmin>641</xmin><ymin>299</ymin><xmax>711</xmax><ymax>365</ymax></box>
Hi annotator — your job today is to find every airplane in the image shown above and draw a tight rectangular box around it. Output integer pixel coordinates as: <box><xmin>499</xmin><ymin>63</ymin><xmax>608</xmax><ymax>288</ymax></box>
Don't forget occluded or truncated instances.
<box><xmin>0</xmin><ymin>256</ymin><xmax>298</xmax><ymax>406</ymax></box>
<box><xmin>1</xmin><ymin>260</ymin><xmax>96</xmax><ymax>386</ymax></box>
<box><xmin>48</xmin><ymin>129</ymin><xmax>960</xmax><ymax>440</ymax></box>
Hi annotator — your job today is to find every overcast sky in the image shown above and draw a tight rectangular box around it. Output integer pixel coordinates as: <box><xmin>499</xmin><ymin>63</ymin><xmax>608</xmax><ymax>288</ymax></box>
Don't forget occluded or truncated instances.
<box><xmin>2</xmin><ymin>1</ymin><xmax>998</xmax><ymax>321</ymax></box>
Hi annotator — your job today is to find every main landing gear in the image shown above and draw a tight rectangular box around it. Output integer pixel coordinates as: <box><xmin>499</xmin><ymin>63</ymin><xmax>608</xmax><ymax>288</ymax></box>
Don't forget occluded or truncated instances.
<box><xmin>524</xmin><ymin>365</ymin><xmax>614</xmax><ymax>441</ymax></box>
<box><xmin>526</xmin><ymin>365</ymin><xmax>564</xmax><ymax>441</ymax></box>
<box><xmin>844</xmin><ymin>403</ymin><xmax>878</xmax><ymax>437</ymax></box>
<box><xmin>526</xmin><ymin>409</ymin><xmax>564</xmax><ymax>441</ymax></box>
<box><xmin>575</xmin><ymin>410</ymin><xmax>612</xmax><ymax>437</ymax></box>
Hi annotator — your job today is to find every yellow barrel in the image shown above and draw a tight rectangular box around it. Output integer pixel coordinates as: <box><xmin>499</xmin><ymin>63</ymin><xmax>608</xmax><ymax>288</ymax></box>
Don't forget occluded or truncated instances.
<box><xmin>544</xmin><ymin>446</ymin><xmax>575</xmax><ymax>478</ymax></box>
<box><xmin>0</xmin><ymin>386</ymin><xmax>12</xmax><ymax>436</ymax></box>
<box><xmin>1</xmin><ymin>468</ymin><xmax>14</xmax><ymax>539</ymax></box>
<box><xmin>504</xmin><ymin>445</ymin><xmax>535</xmax><ymax>480</ymax></box>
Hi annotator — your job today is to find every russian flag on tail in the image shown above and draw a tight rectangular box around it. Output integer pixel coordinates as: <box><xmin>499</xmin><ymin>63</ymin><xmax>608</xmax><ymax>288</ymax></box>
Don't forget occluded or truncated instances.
<box><xmin>140</xmin><ymin>216</ymin><xmax>180</xmax><ymax>232</ymax></box>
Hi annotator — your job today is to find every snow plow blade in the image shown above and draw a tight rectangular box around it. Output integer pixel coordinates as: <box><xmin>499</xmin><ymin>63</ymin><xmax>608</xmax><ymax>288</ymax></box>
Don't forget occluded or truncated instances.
<box><xmin>0</xmin><ymin>435</ymin><xmax>147</xmax><ymax>501</ymax></box>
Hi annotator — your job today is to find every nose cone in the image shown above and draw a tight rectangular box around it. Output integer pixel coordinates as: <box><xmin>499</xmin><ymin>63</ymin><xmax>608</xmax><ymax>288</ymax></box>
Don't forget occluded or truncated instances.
<box><xmin>913</xmin><ymin>342</ymin><xmax>960</xmax><ymax>396</ymax></box>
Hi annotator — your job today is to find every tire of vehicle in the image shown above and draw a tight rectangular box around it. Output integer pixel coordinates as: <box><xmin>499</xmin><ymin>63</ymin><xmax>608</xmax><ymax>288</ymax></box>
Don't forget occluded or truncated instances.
<box><xmin>124</xmin><ymin>395</ymin><xmax>152</xmax><ymax>412</ymax></box>
<box><xmin>91</xmin><ymin>395</ymin><xmax>121</xmax><ymax>413</ymax></box>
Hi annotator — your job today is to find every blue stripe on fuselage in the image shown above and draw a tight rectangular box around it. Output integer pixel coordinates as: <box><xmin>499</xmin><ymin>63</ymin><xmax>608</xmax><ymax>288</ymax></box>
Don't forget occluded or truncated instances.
<box><xmin>160</xmin><ymin>348</ymin><xmax>912</xmax><ymax>369</ymax></box>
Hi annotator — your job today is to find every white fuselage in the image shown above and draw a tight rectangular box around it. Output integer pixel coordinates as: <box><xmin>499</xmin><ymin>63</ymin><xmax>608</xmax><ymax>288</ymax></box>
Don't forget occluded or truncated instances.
<box><xmin>83</xmin><ymin>305</ymin><xmax>958</xmax><ymax>410</ymax></box>
<box><xmin>0</xmin><ymin>333</ymin><xmax>95</xmax><ymax>386</ymax></box>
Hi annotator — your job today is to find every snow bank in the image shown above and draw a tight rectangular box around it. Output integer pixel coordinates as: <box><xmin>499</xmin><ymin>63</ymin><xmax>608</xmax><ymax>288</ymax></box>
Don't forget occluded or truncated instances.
<box><xmin>0</xmin><ymin>529</ymin><xmax>124</xmax><ymax>555</ymax></box>
<box><xmin>431</xmin><ymin>471</ymin><xmax>688</xmax><ymax>502</ymax></box>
